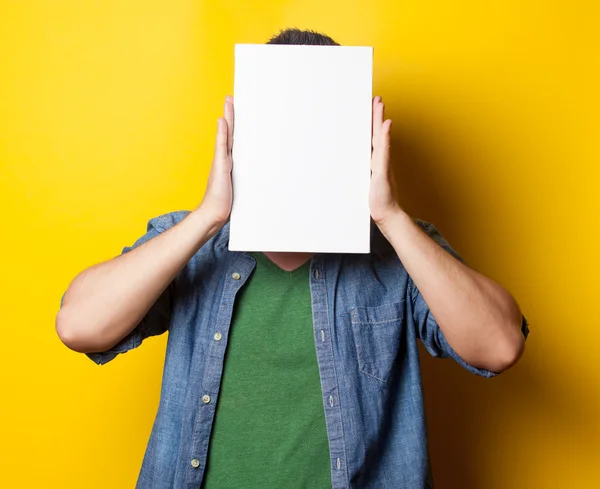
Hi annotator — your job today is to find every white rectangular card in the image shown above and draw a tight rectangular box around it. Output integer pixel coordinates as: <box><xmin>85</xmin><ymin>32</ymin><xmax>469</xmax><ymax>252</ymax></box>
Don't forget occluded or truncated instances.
<box><xmin>229</xmin><ymin>43</ymin><xmax>373</xmax><ymax>253</ymax></box>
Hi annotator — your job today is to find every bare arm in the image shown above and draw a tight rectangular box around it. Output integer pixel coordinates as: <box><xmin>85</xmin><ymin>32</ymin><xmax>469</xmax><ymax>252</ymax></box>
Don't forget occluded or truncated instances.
<box><xmin>369</xmin><ymin>96</ymin><xmax>525</xmax><ymax>373</ymax></box>
<box><xmin>379</xmin><ymin>210</ymin><xmax>524</xmax><ymax>373</ymax></box>
<box><xmin>56</xmin><ymin>96</ymin><xmax>235</xmax><ymax>354</ymax></box>
<box><xmin>57</xmin><ymin>209</ymin><xmax>220</xmax><ymax>353</ymax></box>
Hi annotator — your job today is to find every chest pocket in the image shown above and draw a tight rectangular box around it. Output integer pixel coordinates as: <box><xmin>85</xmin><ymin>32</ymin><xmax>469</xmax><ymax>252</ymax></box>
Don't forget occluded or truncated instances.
<box><xmin>350</xmin><ymin>301</ymin><xmax>406</xmax><ymax>384</ymax></box>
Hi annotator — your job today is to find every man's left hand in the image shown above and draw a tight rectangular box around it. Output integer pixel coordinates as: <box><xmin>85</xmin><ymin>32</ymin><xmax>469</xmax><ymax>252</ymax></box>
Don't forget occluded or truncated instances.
<box><xmin>369</xmin><ymin>96</ymin><xmax>401</xmax><ymax>228</ymax></box>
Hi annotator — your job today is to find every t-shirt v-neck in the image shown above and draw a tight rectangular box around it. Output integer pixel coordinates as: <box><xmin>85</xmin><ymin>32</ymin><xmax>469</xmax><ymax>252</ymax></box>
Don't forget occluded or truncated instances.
<box><xmin>250</xmin><ymin>251</ymin><xmax>312</xmax><ymax>276</ymax></box>
<box><xmin>201</xmin><ymin>250</ymin><xmax>331</xmax><ymax>488</ymax></box>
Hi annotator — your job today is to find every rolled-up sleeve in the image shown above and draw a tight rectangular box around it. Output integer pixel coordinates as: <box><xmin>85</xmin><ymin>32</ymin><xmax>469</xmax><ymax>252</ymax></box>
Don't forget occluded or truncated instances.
<box><xmin>410</xmin><ymin>220</ymin><xmax>530</xmax><ymax>378</ymax></box>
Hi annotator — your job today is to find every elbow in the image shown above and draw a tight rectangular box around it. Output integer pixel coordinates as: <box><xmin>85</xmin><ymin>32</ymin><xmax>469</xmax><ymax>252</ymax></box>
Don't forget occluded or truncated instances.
<box><xmin>56</xmin><ymin>308</ymin><xmax>86</xmax><ymax>353</ymax></box>
<box><xmin>489</xmin><ymin>320</ymin><xmax>526</xmax><ymax>374</ymax></box>
<box><xmin>55</xmin><ymin>307</ymin><xmax>107</xmax><ymax>354</ymax></box>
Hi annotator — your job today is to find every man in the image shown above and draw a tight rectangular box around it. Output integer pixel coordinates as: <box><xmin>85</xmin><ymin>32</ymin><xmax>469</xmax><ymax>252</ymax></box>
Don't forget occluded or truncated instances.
<box><xmin>56</xmin><ymin>28</ymin><xmax>529</xmax><ymax>489</ymax></box>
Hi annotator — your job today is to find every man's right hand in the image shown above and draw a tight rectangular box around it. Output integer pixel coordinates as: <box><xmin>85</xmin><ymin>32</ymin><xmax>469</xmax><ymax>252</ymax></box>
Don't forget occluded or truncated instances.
<box><xmin>198</xmin><ymin>96</ymin><xmax>234</xmax><ymax>229</ymax></box>
<box><xmin>57</xmin><ymin>97</ymin><xmax>237</xmax><ymax>355</ymax></box>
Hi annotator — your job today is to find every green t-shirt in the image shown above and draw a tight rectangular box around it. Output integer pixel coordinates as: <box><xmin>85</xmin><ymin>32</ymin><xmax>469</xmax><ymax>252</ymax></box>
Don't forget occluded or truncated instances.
<box><xmin>201</xmin><ymin>252</ymin><xmax>332</xmax><ymax>489</ymax></box>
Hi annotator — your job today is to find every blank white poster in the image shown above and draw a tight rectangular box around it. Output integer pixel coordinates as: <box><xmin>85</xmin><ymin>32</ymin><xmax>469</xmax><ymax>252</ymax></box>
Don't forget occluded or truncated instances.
<box><xmin>229</xmin><ymin>43</ymin><xmax>373</xmax><ymax>253</ymax></box>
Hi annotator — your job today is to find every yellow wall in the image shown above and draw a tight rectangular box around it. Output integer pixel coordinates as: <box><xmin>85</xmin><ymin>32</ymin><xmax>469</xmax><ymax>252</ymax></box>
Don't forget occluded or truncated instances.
<box><xmin>1</xmin><ymin>1</ymin><xmax>598</xmax><ymax>487</ymax></box>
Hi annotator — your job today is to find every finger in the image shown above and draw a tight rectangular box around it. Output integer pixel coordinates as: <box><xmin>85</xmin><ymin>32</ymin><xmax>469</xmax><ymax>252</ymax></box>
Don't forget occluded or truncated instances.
<box><xmin>214</xmin><ymin>117</ymin><xmax>228</xmax><ymax>163</ymax></box>
<box><xmin>381</xmin><ymin>118</ymin><xmax>392</xmax><ymax>151</ymax></box>
<box><xmin>372</xmin><ymin>97</ymin><xmax>384</xmax><ymax>145</ymax></box>
<box><xmin>224</xmin><ymin>97</ymin><xmax>234</xmax><ymax>153</ymax></box>
<box><xmin>372</xmin><ymin>96</ymin><xmax>381</xmax><ymax>138</ymax></box>
<box><xmin>371</xmin><ymin>119</ymin><xmax>392</xmax><ymax>174</ymax></box>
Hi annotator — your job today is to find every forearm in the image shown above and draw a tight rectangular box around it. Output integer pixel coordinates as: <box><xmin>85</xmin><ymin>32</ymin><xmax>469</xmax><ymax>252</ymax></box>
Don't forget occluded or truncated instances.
<box><xmin>56</xmin><ymin>207</ymin><xmax>221</xmax><ymax>353</ymax></box>
<box><xmin>378</xmin><ymin>209</ymin><xmax>524</xmax><ymax>372</ymax></box>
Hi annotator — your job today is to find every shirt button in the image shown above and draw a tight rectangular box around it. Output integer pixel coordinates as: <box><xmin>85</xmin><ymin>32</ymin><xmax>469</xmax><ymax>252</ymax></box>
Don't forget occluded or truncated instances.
<box><xmin>231</xmin><ymin>272</ymin><xmax>241</xmax><ymax>280</ymax></box>
<box><xmin>214</xmin><ymin>332</ymin><xmax>222</xmax><ymax>341</ymax></box>
<box><xmin>191</xmin><ymin>459</ymin><xmax>200</xmax><ymax>468</ymax></box>
<box><xmin>314</xmin><ymin>269</ymin><xmax>320</xmax><ymax>280</ymax></box>
<box><xmin>202</xmin><ymin>394</ymin><xmax>211</xmax><ymax>404</ymax></box>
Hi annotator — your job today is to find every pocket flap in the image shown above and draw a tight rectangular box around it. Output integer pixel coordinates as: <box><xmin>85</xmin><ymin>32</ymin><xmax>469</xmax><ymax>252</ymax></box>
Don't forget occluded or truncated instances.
<box><xmin>350</xmin><ymin>301</ymin><xmax>404</xmax><ymax>325</ymax></box>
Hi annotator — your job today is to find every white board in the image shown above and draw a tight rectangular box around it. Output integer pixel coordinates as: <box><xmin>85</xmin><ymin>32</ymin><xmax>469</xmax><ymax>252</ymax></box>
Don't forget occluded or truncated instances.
<box><xmin>229</xmin><ymin>43</ymin><xmax>373</xmax><ymax>253</ymax></box>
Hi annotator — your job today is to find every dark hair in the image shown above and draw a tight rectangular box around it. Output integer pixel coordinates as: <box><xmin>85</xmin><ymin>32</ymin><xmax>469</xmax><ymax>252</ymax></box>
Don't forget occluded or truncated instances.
<box><xmin>267</xmin><ymin>28</ymin><xmax>339</xmax><ymax>46</ymax></box>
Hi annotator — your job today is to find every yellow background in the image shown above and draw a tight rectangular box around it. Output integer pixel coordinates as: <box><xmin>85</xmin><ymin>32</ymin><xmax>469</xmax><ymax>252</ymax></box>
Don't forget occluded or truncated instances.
<box><xmin>1</xmin><ymin>1</ymin><xmax>598</xmax><ymax>487</ymax></box>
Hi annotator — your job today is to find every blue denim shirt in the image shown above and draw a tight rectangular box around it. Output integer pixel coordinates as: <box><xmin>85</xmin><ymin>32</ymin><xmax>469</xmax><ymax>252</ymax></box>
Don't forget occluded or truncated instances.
<box><xmin>78</xmin><ymin>210</ymin><xmax>529</xmax><ymax>489</ymax></box>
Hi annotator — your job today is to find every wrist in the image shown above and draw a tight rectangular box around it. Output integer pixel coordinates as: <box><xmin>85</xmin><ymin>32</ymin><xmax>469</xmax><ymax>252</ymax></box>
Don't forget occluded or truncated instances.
<box><xmin>374</xmin><ymin>205</ymin><xmax>409</xmax><ymax>234</ymax></box>
<box><xmin>190</xmin><ymin>205</ymin><xmax>227</xmax><ymax>239</ymax></box>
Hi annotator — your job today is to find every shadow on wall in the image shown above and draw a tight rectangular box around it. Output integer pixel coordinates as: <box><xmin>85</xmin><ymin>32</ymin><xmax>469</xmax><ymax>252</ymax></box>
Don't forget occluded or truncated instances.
<box><xmin>419</xmin><ymin>349</ymin><xmax>599</xmax><ymax>489</ymax></box>
<box><xmin>390</xmin><ymin>129</ymin><xmax>483</xmax><ymax>488</ymax></box>
<box><xmin>389</xmin><ymin>131</ymin><xmax>598</xmax><ymax>488</ymax></box>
